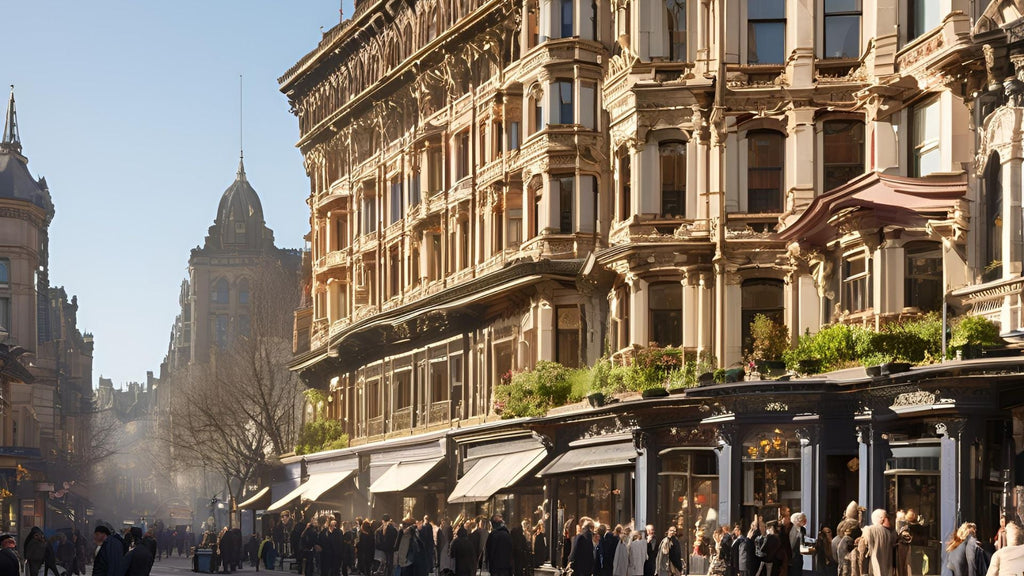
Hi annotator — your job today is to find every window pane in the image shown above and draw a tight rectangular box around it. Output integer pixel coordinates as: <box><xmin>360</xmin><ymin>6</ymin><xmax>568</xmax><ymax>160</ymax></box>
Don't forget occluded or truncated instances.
<box><xmin>824</xmin><ymin>15</ymin><xmax>860</xmax><ymax>58</ymax></box>
<box><xmin>559</xmin><ymin>81</ymin><xmax>574</xmax><ymax>124</ymax></box>
<box><xmin>748</xmin><ymin>22</ymin><xmax>786</xmax><ymax>64</ymax></box>
<box><xmin>649</xmin><ymin>283</ymin><xmax>682</xmax><ymax>310</ymax></box>
<box><xmin>559</xmin><ymin>176</ymin><xmax>574</xmax><ymax>233</ymax></box>
<box><xmin>825</xmin><ymin>0</ymin><xmax>860</xmax><ymax>12</ymax></box>
<box><xmin>748</xmin><ymin>0</ymin><xmax>785</xmax><ymax>19</ymax></box>
<box><xmin>561</xmin><ymin>0</ymin><xmax>574</xmax><ymax>37</ymax></box>
<box><xmin>666</xmin><ymin>0</ymin><xmax>687</xmax><ymax>61</ymax></box>
<box><xmin>661</xmin><ymin>143</ymin><xmax>687</xmax><ymax>218</ymax></box>
<box><xmin>748</xmin><ymin>132</ymin><xmax>784</xmax><ymax>213</ymax></box>
<box><xmin>823</xmin><ymin>121</ymin><xmax>865</xmax><ymax>191</ymax></box>
<box><xmin>912</xmin><ymin>0</ymin><xmax>941</xmax><ymax>39</ymax></box>
<box><xmin>0</xmin><ymin>261</ymin><xmax>8</xmax><ymax>284</ymax></box>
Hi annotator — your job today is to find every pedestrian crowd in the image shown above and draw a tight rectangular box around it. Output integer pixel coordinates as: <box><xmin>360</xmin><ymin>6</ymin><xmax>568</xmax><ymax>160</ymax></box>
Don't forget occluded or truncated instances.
<box><xmin>228</xmin><ymin>511</ymin><xmax>548</xmax><ymax>576</ymax></box>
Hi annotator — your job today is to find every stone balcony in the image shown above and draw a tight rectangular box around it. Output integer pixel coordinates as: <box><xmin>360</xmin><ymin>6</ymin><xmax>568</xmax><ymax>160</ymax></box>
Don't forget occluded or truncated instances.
<box><xmin>896</xmin><ymin>11</ymin><xmax>973</xmax><ymax>80</ymax></box>
<box><xmin>314</xmin><ymin>250</ymin><xmax>351</xmax><ymax>276</ymax></box>
<box><xmin>951</xmin><ymin>276</ymin><xmax>1024</xmax><ymax>338</ymax></box>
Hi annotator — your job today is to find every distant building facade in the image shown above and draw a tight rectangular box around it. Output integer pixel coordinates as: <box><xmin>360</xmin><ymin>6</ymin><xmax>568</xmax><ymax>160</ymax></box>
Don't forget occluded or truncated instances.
<box><xmin>165</xmin><ymin>159</ymin><xmax>301</xmax><ymax>370</ymax></box>
<box><xmin>0</xmin><ymin>88</ymin><xmax>94</xmax><ymax>537</ymax></box>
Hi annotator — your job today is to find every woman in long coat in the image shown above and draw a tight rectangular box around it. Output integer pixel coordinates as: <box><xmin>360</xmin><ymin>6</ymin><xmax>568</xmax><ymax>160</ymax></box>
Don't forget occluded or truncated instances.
<box><xmin>450</xmin><ymin>528</ymin><xmax>478</xmax><ymax>576</ymax></box>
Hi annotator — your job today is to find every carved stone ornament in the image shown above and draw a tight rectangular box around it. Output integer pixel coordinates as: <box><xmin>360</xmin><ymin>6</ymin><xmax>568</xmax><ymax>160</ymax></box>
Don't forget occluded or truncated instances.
<box><xmin>891</xmin><ymin>390</ymin><xmax>937</xmax><ymax>408</ymax></box>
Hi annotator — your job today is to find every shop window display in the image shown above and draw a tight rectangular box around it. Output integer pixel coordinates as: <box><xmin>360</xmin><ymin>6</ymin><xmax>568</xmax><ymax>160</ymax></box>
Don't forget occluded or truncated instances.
<box><xmin>741</xmin><ymin>429</ymin><xmax>801</xmax><ymax>524</ymax></box>
<box><xmin>886</xmin><ymin>447</ymin><xmax>940</xmax><ymax>575</ymax></box>
<box><xmin>557</xmin><ymin>472</ymin><xmax>630</xmax><ymax>529</ymax></box>
<box><xmin>659</xmin><ymin>451</ymin><xmax>719</xmax><ymax>575</ymax></box>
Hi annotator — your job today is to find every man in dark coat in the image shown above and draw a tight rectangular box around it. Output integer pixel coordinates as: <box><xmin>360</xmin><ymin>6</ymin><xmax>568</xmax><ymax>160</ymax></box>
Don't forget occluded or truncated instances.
<box><xmin>0</xmin><ymin>534</ymin><xmax>20</xmax><ymax>576</ymax></box>
<box><xmin>320</xmin><ymin>520</ymin><xmax>340</xmax><ymax>576</ymax></box>
<box><xmin>301</xmin><ymin>520</ymin><xmax>322</xmax><ymax>576</ymax></box>
<box><xmin>419</xmin><ymin>517</ymin><xmax>436</xmax><ymax>574</ymax></box>
<box><xmin>599</xmin><ymin>526</ymin><xmax>618</xmax><ymax>576</ymax></box>
<box><xmin>291</xmin><ymin>515</ymin><xmax>306</xmax><ymax>566</ymax></box>
<box><xmin>379</xmin><ymin>515</ymin><xmax>400</xmax><ymax>576</ymax></box>
<box><xmin>472</xmin><ymin>519</ymin><xmax>488</xmax><ymax>570</ymax></box>
<box><xmin>756</xmin><ymin>521</ymin><xmax>782</xmax><ymax>576</ymax></box>
<box><xmin>93</xmin><ymin>525</ymin><xmax>125</xmax><ymax>576</ymax></box>
<box><xmin>122</xmin><ymin>534</ymin><xmax>156</xmax><ymax>576</ymax></box>
<box><xmin>569</xmin><ymin>521</ymin><xmax>596</xmax><ymax>576</ymax></box>
<box><xmin>450</xmin><ymin>528</ymin><xmax>476</xmax><ymax>576</ymax></box>
<box><xmin>733</xmin><ymin>526</ymin><xmax>754</xmax><ymax>576</ymax></box>
<box><xmin>485</xmin><ymin>516</ymin><xmax>513</xmax><ymax>576</ymax></box>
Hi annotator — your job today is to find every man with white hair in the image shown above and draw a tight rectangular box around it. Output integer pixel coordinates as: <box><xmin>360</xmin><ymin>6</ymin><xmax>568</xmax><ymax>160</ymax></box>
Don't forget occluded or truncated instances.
<box><xmin>858</xmin><ymin>510</ymin><xmax>894</xmax><ymax>576</ymax></box>
<box><xmin>788</xmin><ymin>514</ymin><xmax>806</xmax><ymax>576</ymax></box>
<box><xmin>987</xmin><ymin>521</ymin><xmax>1024</xmax><ymax>576</ymax></box>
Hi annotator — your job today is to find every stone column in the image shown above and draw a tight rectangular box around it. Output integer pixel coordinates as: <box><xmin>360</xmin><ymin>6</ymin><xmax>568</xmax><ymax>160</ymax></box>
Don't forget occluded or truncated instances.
<box><xmin>797</xmin><ymin>426</ymin><xmax>823</xmax><ymax>572</ymax></box>
<box><xmin>857</xmin><ymin>424</ymin><xmax>889</xmax><ymax>512</ymax></box>
<box><xmin>716</xmin><ymin>424</ymin><xmax>741</xmax><ymax>527</ymax></box>
<box><xmin>787</xmin><ymin>0</ymin><xmax>815</xmax><ymax>88</ymax></box>
<box><xmin>633</xmin><ymin>431</ymin><xmax>658</xmax><ymax>529</ymax></box>
<box><xmin>937</xmin><ymin>418</ymin><xmax>975</xmax><ymax>569</ymax></box>
<box><xmin>786</xmin><ymin>108</ymin><xmax>816</xmax><ymax>212</ymax></box>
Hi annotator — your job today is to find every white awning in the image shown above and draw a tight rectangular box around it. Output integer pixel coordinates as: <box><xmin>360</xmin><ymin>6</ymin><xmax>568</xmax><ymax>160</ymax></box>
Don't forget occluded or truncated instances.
<box><xmin>266</xmin><ymin>481</ymin><xmax>309</xmax><ymax>513</ymax></box>
<box><xmin>448</xmin><ymin>447</ymin><xmax>547</xmax><ymax>504</ymax></box>
<box><xmin>302</xmin><ymin>470</ymin><xmax>355</xmax><ymax>503</ymax></box>
<box><xmin>537</xmin><ymin>442</ymin><xmax>637</xmax><ymax>477</ymax></box>
<box><xmin>369</xmin><ymin>457</ymin><xmax>443</xmax><ymax>493</ymax></box>
<box><xmin>237</xmin><ymin>487</ymin><xmax>271</xmax><ymax>510</ymax></box>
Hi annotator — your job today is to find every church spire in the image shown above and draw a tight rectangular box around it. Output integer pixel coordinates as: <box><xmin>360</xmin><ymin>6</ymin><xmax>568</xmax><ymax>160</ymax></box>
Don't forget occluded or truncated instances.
<box><xmin>1</xmin><ymin>86</ymin><xmax>22</xmax><ymax>156</ymax></box>
<box><xmin>236</xmin><ymin>74</ymin><xmax>246</xmax><ymax>182</ymax></box>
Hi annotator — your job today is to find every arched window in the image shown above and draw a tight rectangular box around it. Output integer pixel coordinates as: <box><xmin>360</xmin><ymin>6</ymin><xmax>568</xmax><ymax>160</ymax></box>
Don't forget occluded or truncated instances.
<box><xmin>822</xmin><ymin>120</ymin><xmax>865</xmax><ymax>191</ymax></box>
<box><xmin>649</xmin><ymin>282</ymin><xmax>682</xmax><ymax>347</ymax></box>
<box><xmin>211</xmin><ymin>278</ymin><xmax>229</xmax><ymax>305</ymax></box>
<box><xmin>238</xmin><ymin>278</ymin><xmax>251</xmax><ymax>306</ymax></box>
<box><xmin>984</xmin><ymin>152</ymin><xmax>1003</xmax><ymax>282</ymax></box>
<box><xmin>741</xmin><ymin>279</ymin><xmax>783</xmax><ymax>353</ymax></box>
<box><xmin>666</xmin><ymin>0</ymin><xmax>687</xmax><ymax>61</ymax></box>
<box><xmin>746</xmin><ymin>130</ymin><xmax>785</xmax><ymax>213</ymax></box>
<box><xmin>660</xmin><ymin>141</ymin><xmax>686</xmax><ymax>218</ymax></box>
<box><xmin>904</xmin><ymin>242</ymin><xmax>941</xmax><ymax>312</ymax></box>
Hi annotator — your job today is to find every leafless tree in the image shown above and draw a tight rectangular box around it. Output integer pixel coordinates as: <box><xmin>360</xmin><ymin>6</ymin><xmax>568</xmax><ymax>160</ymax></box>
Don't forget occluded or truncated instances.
<box><xmin>165</xmin><ymin>257</ymin><xmax>303</xmax><ymax>504</ymax></box>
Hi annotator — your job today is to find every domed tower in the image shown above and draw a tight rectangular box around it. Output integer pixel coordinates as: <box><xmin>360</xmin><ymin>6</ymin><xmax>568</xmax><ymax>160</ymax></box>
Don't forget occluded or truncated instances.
<box><xmin>0</xmin><ymin>86</ymin><xmax>54</xmax><ymax>349</ymax></box>
<box><xmin>202</xmin><ymin>156</ymin><xmax>275</xmax><ymax>252</ymax></box>
<box><xmin>184</xmin><ymin>155</ymin><xmax>298</xmax><ymax>365</ymax></box>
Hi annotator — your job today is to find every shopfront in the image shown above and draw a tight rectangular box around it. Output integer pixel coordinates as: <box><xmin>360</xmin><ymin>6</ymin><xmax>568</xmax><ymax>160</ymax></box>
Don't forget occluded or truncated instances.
<box><xmin>540</xmin><ymin>437</ymin><xmax>636</xmax><ymax>531</ymax></box>
<box><xmin>368</xmin><ymin>438</ymin><xmax>447</xmax><ymax>520</ymax></box>
<box><xmin>658</xmin><ymin>449</ymin><xmax>719</xmax><ymax>533</ymax></box>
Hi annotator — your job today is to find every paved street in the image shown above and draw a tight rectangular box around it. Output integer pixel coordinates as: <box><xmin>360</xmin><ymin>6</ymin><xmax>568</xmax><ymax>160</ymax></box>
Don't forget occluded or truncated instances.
<box><xmin>147</xmin><ymin>557</ymin><xmax>294</xmax><ymax>576</ymax></box>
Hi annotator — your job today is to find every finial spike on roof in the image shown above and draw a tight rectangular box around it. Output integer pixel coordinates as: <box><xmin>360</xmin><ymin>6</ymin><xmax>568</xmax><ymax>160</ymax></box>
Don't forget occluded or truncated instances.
<box><xmin>1</xmin><ymin>85</ymin><xmax>22</xmax><ymax>155</ymax></box>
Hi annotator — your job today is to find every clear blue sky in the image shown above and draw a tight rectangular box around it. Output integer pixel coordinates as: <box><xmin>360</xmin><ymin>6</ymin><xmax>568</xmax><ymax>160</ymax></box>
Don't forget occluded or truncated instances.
<box><xmin>5</xmin><ymin>1</ymin><xmax>351</xmax><ymax>387</ymax></box>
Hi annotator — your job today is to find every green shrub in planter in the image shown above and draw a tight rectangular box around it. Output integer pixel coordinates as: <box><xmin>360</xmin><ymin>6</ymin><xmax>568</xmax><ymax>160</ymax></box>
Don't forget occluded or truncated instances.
<box><xmin>950</xmin><ymin>316</ymin><xmax>1003</xmax><ymax>356</ymax></box>
<box><xmin>748</xmin><ymin>314</ymin><xmax>789</xmax><ymax>362</ymax></box>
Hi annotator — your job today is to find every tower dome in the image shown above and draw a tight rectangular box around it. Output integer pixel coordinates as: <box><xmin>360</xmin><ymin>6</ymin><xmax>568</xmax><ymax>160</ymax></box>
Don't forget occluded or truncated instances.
<box><xmin>210</xmin><ymin>157</ymin><xmax>267</xmax><ymax>249</ymax></box>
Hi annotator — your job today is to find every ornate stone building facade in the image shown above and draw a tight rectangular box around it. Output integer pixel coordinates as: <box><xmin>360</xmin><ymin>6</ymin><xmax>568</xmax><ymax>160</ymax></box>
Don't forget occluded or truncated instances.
<box><xmin>0</xmin><ymin>88</ymin><xmax>95</xmax><ymax>536</ymax></box>
<box><xmin>271</xmin><ymin>0</ymin><xmax>1024</xmax><ymax>568</ymax></box>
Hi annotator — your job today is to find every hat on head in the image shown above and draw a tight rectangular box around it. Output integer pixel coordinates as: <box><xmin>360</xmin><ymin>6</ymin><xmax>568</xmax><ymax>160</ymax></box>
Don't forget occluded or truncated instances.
<box><xmin>95</xmin><ymin>525</ymin><xmax>111</xmax><ymax>536</ymax></box>
<box><xmin>0</xmin><ymin>534</ymin><xmax>13</xmax><ymax>544</ymax></box>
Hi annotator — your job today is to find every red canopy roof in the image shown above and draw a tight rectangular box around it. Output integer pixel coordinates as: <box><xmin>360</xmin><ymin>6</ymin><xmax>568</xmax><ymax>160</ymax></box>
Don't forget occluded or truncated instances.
<box><xmin>778</xmin><ymin>171</ymin><xmax>967</xmax><ymax>246</ymax></box>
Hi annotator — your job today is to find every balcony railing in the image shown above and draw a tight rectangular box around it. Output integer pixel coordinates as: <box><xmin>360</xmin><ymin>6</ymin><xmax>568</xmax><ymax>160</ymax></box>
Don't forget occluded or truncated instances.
<box><xmin>391</xmin><ymin>406</ymin><xmax>413</xmax><ymax>431</ymax></box>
